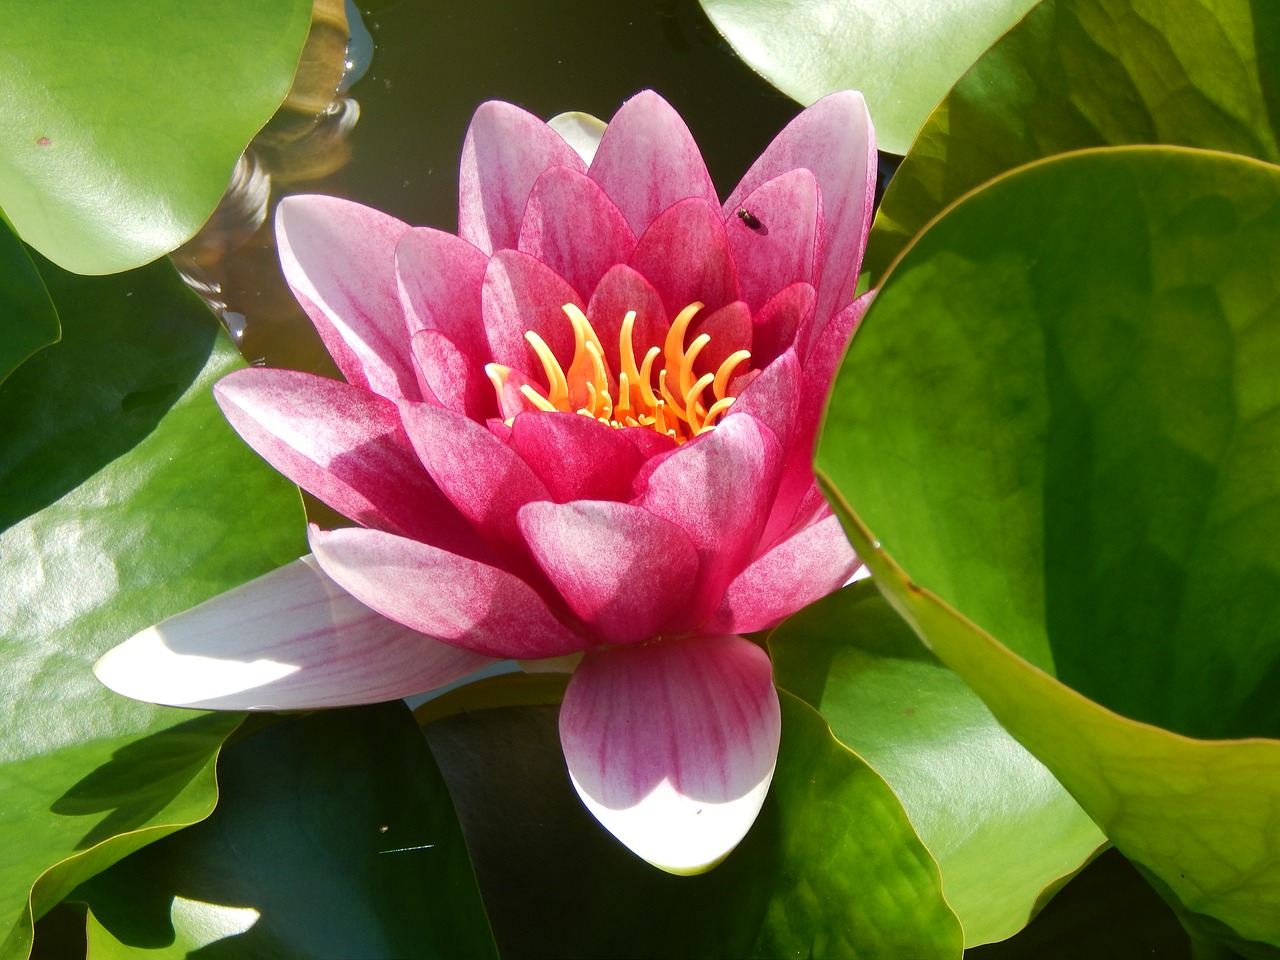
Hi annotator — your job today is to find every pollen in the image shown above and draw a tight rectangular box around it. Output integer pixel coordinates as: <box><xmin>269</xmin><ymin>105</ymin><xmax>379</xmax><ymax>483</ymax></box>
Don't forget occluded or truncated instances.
<box><xmin>485</xmin><ymin>303</ymin><xmax>750</xmax><ymax>444</ymax></box>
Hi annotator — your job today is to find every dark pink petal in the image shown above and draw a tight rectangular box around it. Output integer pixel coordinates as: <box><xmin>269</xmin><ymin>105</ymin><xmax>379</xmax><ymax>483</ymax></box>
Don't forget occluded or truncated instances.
<box><xmin>482</xmin><ymin>250</ymin><xmax>583</xmax><ymax>374</ymax></box>
<box><xmin>689</xmin><ymin>299</ymin><xmax>751</xmax><ymax>380</ymax></box>
<box><xmin>459</xmin><ymin>100</ymin><xmax>587</xmax><ymax>255</ymax></box>
<box><xmin>725</xmin><ymin>91</ymin><xmax>875</xmax><ymax>329</ymax></box>
<box><xmin>409</xmin><ymin>329</ymin><xmax>492</xmax><ymax>421</ymax></box>
<box><xmin>726</xmin><ymin>168</ymin><xmax>821</xmax><ymax>314</ymax></box>
<box><xmin>396</xmin><ymin>227</ymin><xmax>490</xmax><ymax>361</ymax></box>
<box><xmin>752</xmin><ymin>281</ymin><xmax>815</xmax><ymax>368</ymax></box>
<box><xmin>640</xmin><ymin>415</ymin><xmax>783</xmax><ymax>622</ymax></box>
<box><xmin>559</xmin><ymin>633</ymin><xmax>781</xmax><ymax>874</ymax></box>
<box><xmin>311</xmin><ymin>526</ymin><xmax>587</xmax><ymax>659</ymax></box>
<box><xmin>586</xmin><ymin>264</ymin><xmax>668</xmax><ymax>378</ymax></box>
<box><xmin>619</xmin><ymin>426</ymin><xmax>678</xmax><ymax>459</ymax></box>
<box><xmin>588</xmin><ymin>90</ymin><xmax>719</xmax><ymax>238</ymax></box>
<box><xmin>707</xmin><ymin>514</ymin><xmax>859</xmax><ymax>633</ymax></box>
<box><xmin>726</xmin><ymin>348</ymin><xmax>800</xmax><ymax>454</ymax></box>
<box><xmin>518</xmin><ymin>165</ymin><xmax>637</xmax><ymax>300</ymax></box>
<box><xmin>276</xmin><ymin>196</ymin><xmax>418</xmax><ymax>401</ymax></box>
<box><xmin>629</xmin><ymin>198</ymin><xmax>740</xmax><ymax>319</ymax></box>
<box><xmin>397</xmin><ymin>399</ymin><xmax>550</xmax><ymax>553</ymax></box>
<box><xmin>215</xmin><ymin>369</ymin><xmax>480</xmax><ymax>554</ymax></box>
<box><xmin>95</xmin><ymin>556</ymin><xmax>495</xmax><ymax>710</ymax></box>
<box><xmin>509</xmin><ymin>411</ymin><xmax>644</xmax><ymax>502</ymax></box>
<box><xmin>518</xmin><ymin>500</ymin><xmax>697</xmax><ymax>645</ymax></box>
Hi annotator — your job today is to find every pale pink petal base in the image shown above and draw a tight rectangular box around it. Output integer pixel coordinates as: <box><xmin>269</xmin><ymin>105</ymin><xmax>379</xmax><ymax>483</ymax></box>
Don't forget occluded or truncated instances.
<box><xmin>558</xmin><ymin>634</ymin><xmax>781</xmax><ymax>875</ymax></box>
<box><xmin>93</xmin><ymin>557</ymin><xmax>495</xmax><ymax>710</ymax></box>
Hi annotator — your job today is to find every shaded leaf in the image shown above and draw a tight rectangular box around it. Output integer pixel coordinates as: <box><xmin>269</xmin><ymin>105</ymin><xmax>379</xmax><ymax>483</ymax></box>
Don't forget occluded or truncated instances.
<box><xmin>0</xmin><ymin>0</ymin><xmax>312</xmax><ymax>274</ymax></box>
<box><xmin>819</xmin><ymin>146</ymin><xmax>1280</xmax><ymax>949</ymax></box>
<box><xmin>770</xmin><ymin>581</ymin><xmax>1105</xmax><ymax>947</ymax></box>
<box><xmin>867</xmin><ymin>0</ymin><xmax>1280</xmax><ymax>280</ymax></box>
<box><xmin>0</xmin><ymin>220</ymin><xmax>58</xmax><ymax>385</ymax></box>
<box><xmin>0</xmin><ymin>255</ymin><xmax>304</xmax><ymax>960</ymax></box>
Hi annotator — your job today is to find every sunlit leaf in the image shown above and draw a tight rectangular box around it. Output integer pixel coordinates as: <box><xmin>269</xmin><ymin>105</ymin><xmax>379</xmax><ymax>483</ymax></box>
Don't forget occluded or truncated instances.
<box><xmin>75</xmin><ymin>705</ymin><xmax>496</xmax><ymax>960</ymax></box>
<box><xmin>0</xmin><ymin>255</ymin><xmax>304</xmax><ymax>960</ymax></box>
<box><xmin>698</xmin><ymin>0</ymin><xmax>1040</xmax><ymax>155</ymax></box>
<box><xmin>867</xmin><ymin>0</ymin><xmax>1280</xmax><ymax>280</ymax></box>
<box><xmin>770</xmin><ymin>582</ymin><xmax>1105</xmax><ymax>947</ymax></box>
<box><xmin>819</xmin><ymin>146</ymin><xmax>1280</xmax><ymax>951</ymax></box>
<box><xmin>0</xmin><ymin>0</ymin><xmax>312</xmax><ymax>274</ymax></box>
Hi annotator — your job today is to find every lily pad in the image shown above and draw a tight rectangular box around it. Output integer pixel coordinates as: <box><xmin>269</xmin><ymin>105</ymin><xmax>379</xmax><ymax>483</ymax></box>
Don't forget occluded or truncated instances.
<box><xmin>770</xmin><ymin>581</ymin><xmax>1105</xmax><ymax>947</ymax></box>
<box><xmin>0</xmin><ymin>254</ymin><xmax>304</xmax><ymax>960</ymax></box>
<box><xmin>0</xmin><ymin>221</ymin><xmax>58</xmax><ymax>385</ymax></box>
<box><xmin>0</xmin><ymin>0</ymin><xmax>312</xmax><ymax>274</ymax></box>
<box><xmin>698</xmin><ymin>0</ymin><xmax>1040</xmax><ymax>155</ymax></box>
<box><xmin>75</xmin><ymin>705</ymin><xmax>497</xmax><ymax>960</ymax></box>
<box><xmin>819</xmin><ymin>146</ymin><xmax>1280</xmax><ymax>950</ymax></box>
<box><xmin>867</xmin><ymin>0</ymin><xmax>1280</xmax><ymax>280</ymax></box>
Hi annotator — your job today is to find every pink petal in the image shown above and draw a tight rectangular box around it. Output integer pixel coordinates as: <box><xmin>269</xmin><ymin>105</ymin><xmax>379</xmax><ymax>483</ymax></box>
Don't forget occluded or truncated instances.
<box><xmin>276</xmin><ymin>195</ymin><xmax>418</xmax><ymax>401</ymax></box>
<box><xmin>588</xmin><ymin>90</ymin><xmax>720</xmax><ymax>238</ymax></box>
<box><xmin>482</xmin><ymin>249</ymin><xmax>584</xmax><ymax>374</ymax></box>
<box><xmin>707</xmin><ymin>513</ymin><xmax>859</xmax><ymax>634</ymax></box>
<box><xmin>94</xmin><ymin>556</ymin><xmax>495</xmax><ymax>710</ymax></box>
<box><xmin>395</xmin><ymin>227</ymin><xmax>490</xmax><ymax>361</ymax></box>
<box><xmin>459</xmin><ymin>100</ymin><xmax>587</xmax><ymax>255</ymax></box>
<box><xmin>752</xmin><ymin>281</ymin><xmax>816</xmax><ymax>368</ymax></box>
<box><xmin>397</xmin><ymin>399</ymin><xmax>550</xmax><ymax>555</ymax></box>
<box><xmin>639</xmin><ymin>415</ymin><xmax>783</xmax><ymax>622</ymax></box>
<box><xmin>629</xmin><ymin>198</ymin><xmax>740</xmax><ymax>319</ymax></box>
<box><xmin>726</xmin><ymin>349</ymin><xmax>801</xmax><ymax>454</ymax></box>
<box><xmin>310</xmin><ymin>526</ymin><xmax>586</xmax><ymax>659</ymax></box>
<box><xmin>725</xmin><ymin>91</ymin><xmax>876</xmax><ymax>331</ymax></box>
<box><xmin>726</xmin><ymin>168</ymin><xmax>821</xmax><ymax>314</ymax></box>
<box><xmin>689</xmin><ymin>299</ymin><xmax>752</xmax><ymax>381</ymax></box>
<box><xmin>214</xmin><ymin>369</ymin><xmax>481</xmax><ymax>554</ymax></box>
<box><xmin>559</xmin><ymin>633</ymin><xmax>781</xmax><ymax>874</ymax></box>
<box><xmin>409</xmin><ymin>329</ymin><xmax>492</xmax><ymax>421</ymax></box>
<box><xmin>585</xmin><ymin>264</ymin><xmax>669</xmax><ymax>379</ymax></box>
<box><xmin>518</xmin><ymin>165</ymin><xmax>637</xmax><ymax>300</ymax></box>
<box><xmin>518</xmin><ymin>500</ymin><xmax>698</xmax><ymax>645</ymax></box>
<box><xmin>509</xmin><ymin>411</ymin><xmax>644</xmax><ymax>502</ymax></box>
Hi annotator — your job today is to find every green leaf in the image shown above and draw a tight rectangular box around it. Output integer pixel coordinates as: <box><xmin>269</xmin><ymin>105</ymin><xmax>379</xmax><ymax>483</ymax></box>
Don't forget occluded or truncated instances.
<box><xmin>818</xmin><ymin>146</ymin><xmax>1280</xmax><ymax>950</ymax></box>
<box><xmin>0</xmin><ymin>0</ymin><xmax>313</xmax><ymax>274</ymax></box>
<box><xmin>0</xmin><ymin>254</ymin><xmax>305</xmax><ymax>960</ymax></box>
<box><xmin>867</xmin><ymin>0</ymin><xmax>1280</xmax><ymax>281</ymax></box>
<box><xmin>0</xmin><ymin>220</ymin><xmax>59</xmax><ymax>385</ymax></box>
<box><xmin>770</xmin><ymin>581</ymin><xmax>1105</xmax><ymax>947</ymax></box>
<box><xmin>425</xmin><ymin>695</ymin><xmax>963</xmax><ymax>958</ymax></box>
<box><xmin>697</xmin><ymin>0</ymin><xmax>1040</xmax><ymax>156</ymax></box>
<box><xmin>74</xmin><ymin>705</ymin><xmax>497</xmax><ymax>960</ymax></box>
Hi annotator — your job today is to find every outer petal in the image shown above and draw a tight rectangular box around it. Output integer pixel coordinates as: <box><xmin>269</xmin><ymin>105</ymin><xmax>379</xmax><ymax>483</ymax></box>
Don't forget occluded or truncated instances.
<box><xmin>459</xmin><ymin>100</ymin><xmax>587</xmax><ymax>255</ymax></box>
<box><xmin>395</xmin><ymin>226</ymin><xmax>490</xmax><ymax>360</ymax></box>
<box><xmin>518</xmin><ymin>165</ymin><xmax>637</xmax><ymax>300</ymax></box>
<box><xmin>215</xmin><ymin>369</ymin><xmax>481</xmax><ymax>555</ymax></box>
<box><xmin>276</xmin><ymin>195</ymin><xmax>418</xmax><ymax>401</ymax></box>
<box><xmin>518</xmin><ymin>500</ymin><xmax>698</xmax><ymax>645</ymax></box>
<box><xmin>509</xmin><ymin>411</ymin><xmax>644</xmax><ymax>502</ymax></box>
<box><xmin>707</xmin><ymin>513</ymin><xmax>859</xmax><ymax>633</ymax></box>
<box><xmin>559</xmin><ymin>633</ymin><xmax>781</xmax><ymax>874</ymax></box>
<box><xmin>94</xmin><ymin>557</ymin><xmax>495</xmax><ymax>710</ymax></box>
<box><xmin>629</xmin><ymin>198</ymin><xmax>740</xmax><ymax>319</ymax></box>
<box><xmin>725</xmin><ymin>168</ymin><xmax>821</xmax><ymax>314</ymax></box>
<box><xmin>724</xmin><ymin>91</ymin><xmax>876</xmax><ymax>331</ymax></box>
<box><xmin>311</xmin><ymin>526</ymin><xmax>586</xmax><ymax>659</ymax></box>
<box><xmin>639</xmin><ymin>415</ymin><xmax>783</xmax><ymax>623</ymax></box>
<box><xmin>481</xmin><ymin>249</ymin><xmax>583</xmax><ymax>373</ymax></box>
<box><xmin>588</xmin><ymin>90</ymin><xmax>719</xmax><ymax>238</ymax></box>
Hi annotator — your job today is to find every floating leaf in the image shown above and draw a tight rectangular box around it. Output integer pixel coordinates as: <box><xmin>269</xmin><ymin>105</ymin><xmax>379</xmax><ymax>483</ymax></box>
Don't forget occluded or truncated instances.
<box><xmin>819</xmin><ymin>146</ymin><xmax>1280</xmax><ymax>950</ymax></box>
<box><xmin>0</xmin><ymin>221</ymin><xmax>58</xmax><ymax>385</ymax></box>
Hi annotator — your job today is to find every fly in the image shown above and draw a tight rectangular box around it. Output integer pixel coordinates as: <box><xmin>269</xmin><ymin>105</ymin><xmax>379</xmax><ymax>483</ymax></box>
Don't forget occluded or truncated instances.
<box><xmin>735</xmin><ymin>207</ymin><xmax>768</xmax><ymax>235</ymax></box>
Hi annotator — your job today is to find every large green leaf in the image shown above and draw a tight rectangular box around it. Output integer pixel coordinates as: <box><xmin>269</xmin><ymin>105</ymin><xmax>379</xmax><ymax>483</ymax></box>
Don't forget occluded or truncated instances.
<box><xmin>818</xmin><ymin>146</ymin><xmax>1280</xmax><ymax>950</ymax></box>
<box><xmin>697</xmin><ymin>0</ymin><xmax>1040</xmax><ymax>155</ymax></box>
<box><xmin>867</xmin><ymin>0</ymin><xmax>1280</xmax><ymax>280</ymax></box>
<box><xmin>74</xmin><ymin>704</ymin><xmax>496</xmax><ymax>960</ymax></box>
<box><xmin>0</xmin><ymin>0</ymin><xmax>312</xmax><ymax>275</ymax></box>
<box><xmin>0</xmin><ymin>221</ymin><xmax>58</xmax><ymax>385</ymax></box>
<box><xmin>0</xmin><ymin>255</ymin><xmax>305</xmax><ymax>960</ymax></box>
<box><xmin>770</xmin><ymin>582</ymin><xmax>1105</xmax><ymax>947</ymax></box>
<box><xmin>424</xmin><ymin>693</ymin><xmax>963</xmax><ymax>958</ymax></box>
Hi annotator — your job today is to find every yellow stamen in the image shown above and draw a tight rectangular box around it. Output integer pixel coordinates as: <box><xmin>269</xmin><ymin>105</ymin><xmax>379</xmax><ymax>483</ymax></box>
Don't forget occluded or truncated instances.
<box><xmin>490</xmin><ymin>301</ymin><xmax>752</xmax><ymax>444</ymax></box>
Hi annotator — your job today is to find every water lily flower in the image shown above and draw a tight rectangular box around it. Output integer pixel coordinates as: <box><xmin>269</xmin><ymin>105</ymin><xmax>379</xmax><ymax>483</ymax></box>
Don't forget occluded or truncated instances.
<box><xmin>96</xmin><ymin>90</ymin><xmax>876</xmax><ymax>874</ymax></box>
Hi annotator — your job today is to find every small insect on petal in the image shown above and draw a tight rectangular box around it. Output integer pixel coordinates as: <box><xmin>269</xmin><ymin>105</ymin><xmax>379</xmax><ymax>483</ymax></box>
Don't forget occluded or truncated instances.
<box><xmin>735</xmin><ymin>207</ymin><xmax>768</xmax><ymax>235</ymax></box>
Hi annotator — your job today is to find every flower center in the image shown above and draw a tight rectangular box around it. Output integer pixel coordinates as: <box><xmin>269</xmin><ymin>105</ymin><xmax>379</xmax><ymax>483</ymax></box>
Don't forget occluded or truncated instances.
<box><xmin>485</xmin><ymin>303</ymin><xmax>750</xmax><ymax>444</ymax></box>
